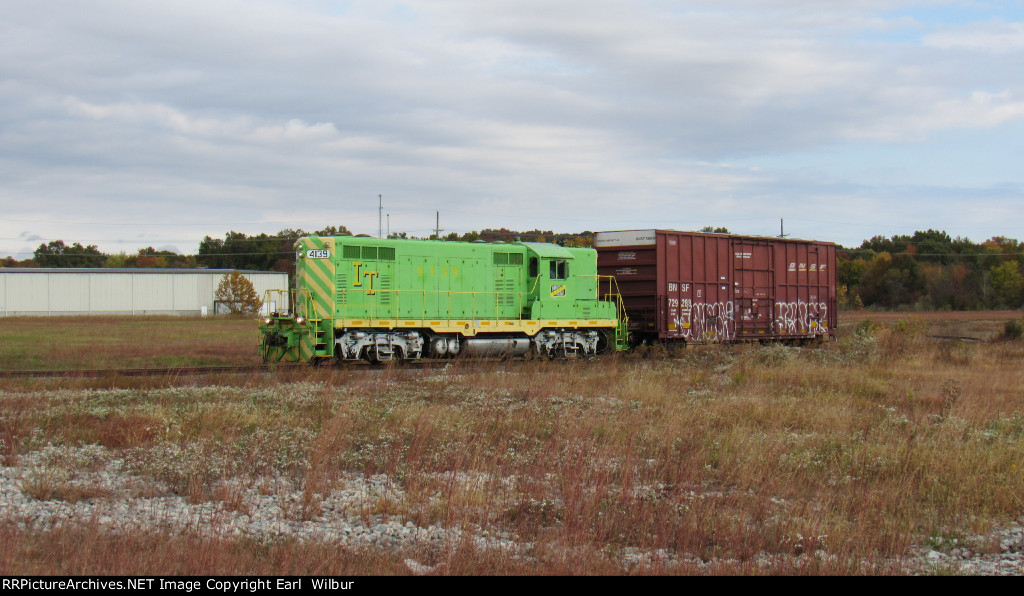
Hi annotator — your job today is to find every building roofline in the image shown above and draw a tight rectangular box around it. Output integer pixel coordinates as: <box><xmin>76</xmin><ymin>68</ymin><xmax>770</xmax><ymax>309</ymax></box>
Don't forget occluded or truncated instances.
<box><xmin>0</xmin><ymin>268</ymin><xmax>286</xmax><ymax>274</ymax></box>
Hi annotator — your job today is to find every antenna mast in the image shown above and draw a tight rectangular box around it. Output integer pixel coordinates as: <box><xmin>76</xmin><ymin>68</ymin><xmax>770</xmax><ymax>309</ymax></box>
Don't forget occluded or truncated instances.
<box><xmin>378</xmin><ymin>194</ymin><xmax>383</xmax><ymax>239</ymax></box>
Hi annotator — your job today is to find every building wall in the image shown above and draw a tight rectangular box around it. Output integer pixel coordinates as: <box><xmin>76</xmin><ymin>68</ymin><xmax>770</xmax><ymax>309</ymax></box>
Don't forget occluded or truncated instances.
<box><xmin>0</xmin><ymin>269</ymin><xmax>289</xmax><ymax>316</ymax></box>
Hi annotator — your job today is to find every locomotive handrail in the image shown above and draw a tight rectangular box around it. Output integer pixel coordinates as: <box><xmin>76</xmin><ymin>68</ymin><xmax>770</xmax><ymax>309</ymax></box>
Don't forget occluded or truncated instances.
<box><xmin>593</xmin><ymin>275</ymin><xmax>630</xmax><ymax>348</ymax></box>
<box><xmin>261</xmin><ymin>289</ymin><xmax>289</xmax><ymax>316</ymax></box>
<box><xmin>335</xmin><ymin>275</ymin><xmax>548</xmax><ymax>323</ymax></box>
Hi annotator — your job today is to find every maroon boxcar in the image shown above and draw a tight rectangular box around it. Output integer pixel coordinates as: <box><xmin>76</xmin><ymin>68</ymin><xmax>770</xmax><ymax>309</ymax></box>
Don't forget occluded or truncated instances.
<box><xmin>595</xmin><ymin>230</ymin><xmax>837</xmax><ymax>344</ymax></box>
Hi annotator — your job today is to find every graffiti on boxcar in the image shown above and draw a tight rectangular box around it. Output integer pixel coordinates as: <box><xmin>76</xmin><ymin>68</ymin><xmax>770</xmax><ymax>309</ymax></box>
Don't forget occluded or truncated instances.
<box><xmin>675</xmin><ymin>300</ymin><xmax>736</xmax><ymax>342</ymax></box>
<box><xmin>774</xmin><ymin>300</ymin><xmax>829</xmax><ymax>335</ymax></box>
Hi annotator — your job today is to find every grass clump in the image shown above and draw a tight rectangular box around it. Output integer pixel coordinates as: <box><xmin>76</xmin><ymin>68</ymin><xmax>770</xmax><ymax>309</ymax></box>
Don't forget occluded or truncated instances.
<box><xmin>1001</xmin><ymin>318</ymin><xmax>1023</xmax><ymax>341</ymax></box>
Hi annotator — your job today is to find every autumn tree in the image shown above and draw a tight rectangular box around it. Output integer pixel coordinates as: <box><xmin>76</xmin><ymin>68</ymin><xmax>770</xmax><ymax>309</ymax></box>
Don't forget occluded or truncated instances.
<box><xmin>215</xmin><ymin>271</ymin><xmax>263</xmax><ymax>315</ymax></box>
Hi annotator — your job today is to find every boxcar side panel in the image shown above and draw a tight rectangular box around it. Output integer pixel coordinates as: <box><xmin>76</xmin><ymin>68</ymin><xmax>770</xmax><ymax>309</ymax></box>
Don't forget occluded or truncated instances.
<box><xmin>597</xmin><ymin>229</ymin><xmax>837</xmax><ymax>343</ymax></box>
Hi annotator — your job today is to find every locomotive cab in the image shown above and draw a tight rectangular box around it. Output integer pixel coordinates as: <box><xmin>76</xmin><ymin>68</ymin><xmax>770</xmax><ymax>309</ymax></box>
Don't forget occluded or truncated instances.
<box><xmin>519</xmin><ymin>242</ymin><xmax>579</xmax><ymax>319</ymax></box>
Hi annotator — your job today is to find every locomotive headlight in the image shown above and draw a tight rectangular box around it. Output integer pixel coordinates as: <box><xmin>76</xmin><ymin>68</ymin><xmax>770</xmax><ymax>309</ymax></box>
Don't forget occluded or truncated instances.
<box><xmin>263</xmin><ymin>317</ymin><xmax>272</xmax><ymax>325</ymax></box>
<box><xmin>295</xmin><ymin>316</ymin><xmax>305</xmax><ymax>324</ymax></box>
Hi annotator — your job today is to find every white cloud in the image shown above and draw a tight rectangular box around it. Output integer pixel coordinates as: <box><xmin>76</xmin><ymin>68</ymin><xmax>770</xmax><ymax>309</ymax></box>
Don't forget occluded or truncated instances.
<box><xmin>2</xmin><ymin>0</ymin><xmax>1024</xmax><ymax>253</ymax></box>
<box><xmin>64</xmin><ymin>97</ymin><xmax>341</xmax><ymax>143</ymax></box>
<box><xmin>840</xmin><ymin>89</ymin><xmax>1024</xmax><ymax>141</ymax></box>
<box><xmin>924</xmin><ymin>21</ymin><xmax>1024</xmax><ymax>53</ymax></box>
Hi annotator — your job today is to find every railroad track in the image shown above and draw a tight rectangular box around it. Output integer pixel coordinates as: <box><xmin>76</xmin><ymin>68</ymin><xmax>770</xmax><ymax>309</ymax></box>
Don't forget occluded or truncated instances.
<box><xmin>0</xmin><ymin>359</ymin><xmax>509</xmax><ymax>379</ymax></box>
<box><xmin>1</xmin><ymin>335</ymin><xmax>985</xmax><ymax>379</ymax></box>
<box><xmin>0</xmin><ymin>364</ymin><xmax>307</xmax><ymax>379</ymax></box>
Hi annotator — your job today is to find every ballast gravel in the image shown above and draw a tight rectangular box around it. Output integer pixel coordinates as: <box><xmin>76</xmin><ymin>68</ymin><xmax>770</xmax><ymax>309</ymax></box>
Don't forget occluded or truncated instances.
<box><xmin>1</xmin><ymin>448</ymin><xmax>1022</xmax><ymax>575</ymax></box>
<box><xmin>0</xmin><ymin>451</ymin><xmax>520</xmax><ymax>558</ymax></box>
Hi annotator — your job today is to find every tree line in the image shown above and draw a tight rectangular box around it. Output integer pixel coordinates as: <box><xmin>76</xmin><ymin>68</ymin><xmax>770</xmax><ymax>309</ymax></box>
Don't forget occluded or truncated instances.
<box><xmin>838</xmin><ymin>229</ymin><xmax>1024</xmax><ymax>310</ymax></box>
<box><xmin>4</xmin><ymin>227</ymin><xmax>1023</xmax><ymax>310</ymax></box>
<box><xmin>2</xmin><ymin>227</ymin><xmax>596</xmax><ymax>274</ymax></box>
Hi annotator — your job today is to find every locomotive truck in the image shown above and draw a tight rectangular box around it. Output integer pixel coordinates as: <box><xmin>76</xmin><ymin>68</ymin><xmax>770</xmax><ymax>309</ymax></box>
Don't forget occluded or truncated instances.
<box><xmin>260</xmin><ymin>235</ymin><xmax>629</xmax><ymax>363</ymax></box>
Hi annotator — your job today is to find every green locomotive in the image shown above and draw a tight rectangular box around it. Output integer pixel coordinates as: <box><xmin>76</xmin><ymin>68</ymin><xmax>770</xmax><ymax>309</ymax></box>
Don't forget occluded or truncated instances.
<box><xmin>260</xmin><ymin>236</ymin><xmax>628</xmax><ymax>363</ymax></box>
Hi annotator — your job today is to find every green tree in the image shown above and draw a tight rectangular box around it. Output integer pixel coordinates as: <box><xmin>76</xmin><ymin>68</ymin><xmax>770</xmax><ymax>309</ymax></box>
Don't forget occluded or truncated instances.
<box><xmin>314</xmin><ymin>225</ymin><xmax>352</xmax><ymax>237</ymax></box>
<box><xmin>990</xmin><ymin>261</ymin><xmax>1024</xmax><ymax>308</ymax></box>
<box><xmin>104</xmin><ymin>252</ymin><xmax>131</xmax><ymax>268</ymax></box>
<box><xmin>858</xmin><ymin>252</ymin><xmax>924</xmax><ymax>308</ymax></box>
<box><xmin>33</xmin><ymin>240</ymin><xmax>106</xmax><ymax>267</ymax></box>
<box><xmin>837</xmin><ymin>255</ymin><xmax>870</xmax><ymax>288</ymax></box>
<box><xmin>198</xmin><ymin>232</ymin><xmax>285</xmax><ymax>271</ymax></box>
<box><xmin>909</xmin><ymin>229</ymin><xmax>954</xmax><ymax>264</ymax></box>
<box><xmin>215</xmin><ymin>271</ymin><xmax>263</xmax><ymax>315</ymax></box>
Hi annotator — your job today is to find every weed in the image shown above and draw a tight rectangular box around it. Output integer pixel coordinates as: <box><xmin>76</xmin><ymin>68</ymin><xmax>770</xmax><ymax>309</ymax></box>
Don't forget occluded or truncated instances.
<box><xmin>1001</xmin><ymin>318</ymin><xmax>1023</xmax><ymax>340</ymax></box>
<box><xmin>936</xmin><ymin>340</ymin><xmax>976</xmax><ymax>366</ymax></box>
<box><xmin>19</xmin><ymin>468</ymin><xmax>111</xmax><ymax>503</ymax></box>
<box><xmin>748</xmin><ymin>344</ymin><xmax>797</xmax><ymax>366</ymax></box>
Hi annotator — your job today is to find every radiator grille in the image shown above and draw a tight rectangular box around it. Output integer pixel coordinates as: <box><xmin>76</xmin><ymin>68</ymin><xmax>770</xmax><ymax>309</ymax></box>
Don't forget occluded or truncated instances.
<box><xmin>493</xmin><ymin>252</ymin><xmax>524</xmax><ymax>266</ymax></box>
<box><xmin>495</xmin><ymin>278</ymin><xmax>517</xmax><ymax>307</ymax></box>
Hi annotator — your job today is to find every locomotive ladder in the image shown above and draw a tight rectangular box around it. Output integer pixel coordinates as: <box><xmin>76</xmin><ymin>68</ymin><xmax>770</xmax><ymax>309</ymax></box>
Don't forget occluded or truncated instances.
<box><xmin>294</xmin><ymin>288</ymin><xmax>331</xmax><ymax>360</ymax></box>
<box><xmin>598</xmin><ymin>276</ymin><xmax>630</xmax><ymax>350</ymax></box>
<box><xmin>312</xmin><ymin>318</ymin><xmax>329</xmax><ymax>356</ymax></box>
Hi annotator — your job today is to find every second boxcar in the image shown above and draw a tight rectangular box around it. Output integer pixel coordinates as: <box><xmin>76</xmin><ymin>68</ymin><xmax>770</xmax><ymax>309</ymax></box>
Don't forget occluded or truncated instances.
<box><xmin>595</xmin><ymin>229</ymin><xmax>837</xmax><ymax>344</ymax></box>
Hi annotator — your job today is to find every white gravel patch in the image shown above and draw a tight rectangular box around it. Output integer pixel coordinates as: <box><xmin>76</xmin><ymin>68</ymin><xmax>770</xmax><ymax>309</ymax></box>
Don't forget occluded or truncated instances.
<box><xmin>0</xmin><ymin>446</ymin><xmax>522</xmax><ymax>556</ymax></box>
<box><xmin>3</xmin><ymin>444</ymin><xmax>1022</xmax><ymax>575</ymax></box>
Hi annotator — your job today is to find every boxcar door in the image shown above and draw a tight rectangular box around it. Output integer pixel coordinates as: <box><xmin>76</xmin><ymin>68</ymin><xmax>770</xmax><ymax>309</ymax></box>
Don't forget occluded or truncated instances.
<box><xmin>732</xmin><ymin>239</ymin><xmax>774</xmax><ymax>339</ymax></box>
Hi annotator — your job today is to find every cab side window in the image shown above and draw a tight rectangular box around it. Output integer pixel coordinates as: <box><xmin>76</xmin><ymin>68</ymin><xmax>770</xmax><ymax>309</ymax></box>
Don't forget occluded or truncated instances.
<box><xmin>550</xmin><ymin>260</ymin><xmax>568</xmax><ymax>280</ymax></box>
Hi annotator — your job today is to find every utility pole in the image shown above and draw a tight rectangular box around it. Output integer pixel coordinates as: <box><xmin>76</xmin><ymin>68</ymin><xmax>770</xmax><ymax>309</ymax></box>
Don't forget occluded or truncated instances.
<box><xmin>387</xmin><ymin>214</ymin><xmax>390</xmax><ymax>239</ymax></box>
<box><xmin>434</xmin><ymin>211</ymin><xmax>444</xmax><ymax>239</ymax></box>
<box><xmin>378</xmin><ymin>194</ymin><xmax>383</xmax><ymax>239</ymax></box>
<box><xmin>779</xmin><ymin>218</ymin><xmax>788</xmax><ymax>238</ymax></box>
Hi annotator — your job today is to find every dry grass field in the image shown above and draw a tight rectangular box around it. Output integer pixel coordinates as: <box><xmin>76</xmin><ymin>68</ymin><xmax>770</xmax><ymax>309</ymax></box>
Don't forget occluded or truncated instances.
<box><xmin>0</xmin><ymin>312</ymin><xmax>1022</xmax><ymax>575</ymax></box>
<box><xmin>0</xmin><ymin>316</ymin><xmax>260</xmax><ymax>370</ymax></box>
<box><xmin>839</xmin><ymin>309</ymin><xmax>1022</xmax><ymax>342</ymax></box>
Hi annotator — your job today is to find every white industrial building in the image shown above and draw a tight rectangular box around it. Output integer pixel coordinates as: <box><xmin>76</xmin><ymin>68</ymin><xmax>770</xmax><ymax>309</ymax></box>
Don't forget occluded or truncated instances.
<box><xmin>0</xmin><ymin>269</ymin><xmax>289</xmax><ymax>316</ymax></box>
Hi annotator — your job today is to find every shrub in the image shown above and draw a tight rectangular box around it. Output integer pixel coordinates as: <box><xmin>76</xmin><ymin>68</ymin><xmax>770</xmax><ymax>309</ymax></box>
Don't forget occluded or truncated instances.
<box><xmin>749</xmin><ymin>343</ymin><xmax>797</xmax><ymax>366</ymax></box>
<box><xmin>936</xmin><ymin>340</ymin><xmax>976</xmax><ymax>366</ymax></box>
<box><xmin>1002</xmin><ymin>319</ymin><xmax>1023</xmax><ymax>341</ymax></box>
<box><xmin>853</xmin><ymin>318</ymin><xmax>883</xmax><ymax>338</ymax></box>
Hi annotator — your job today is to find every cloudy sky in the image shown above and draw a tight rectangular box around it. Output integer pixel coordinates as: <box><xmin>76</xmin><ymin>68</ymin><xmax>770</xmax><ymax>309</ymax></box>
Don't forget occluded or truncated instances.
<box><xmin>3</xmin><ymin>0</ymin><xmax>1024</xmax><ymax>257</ymax></box>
